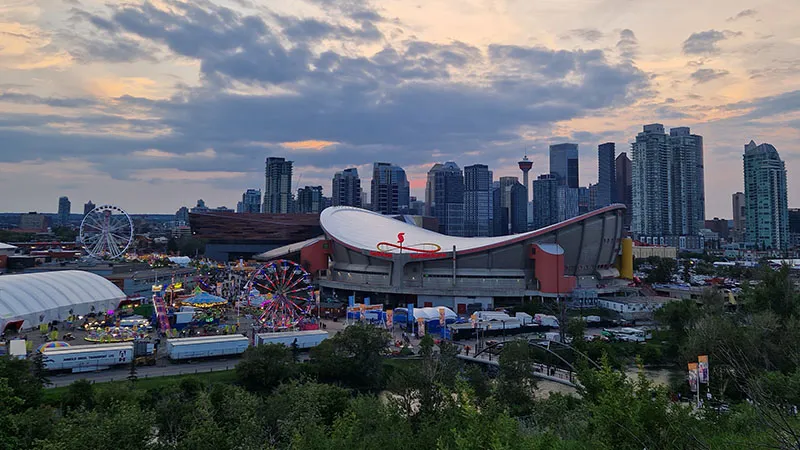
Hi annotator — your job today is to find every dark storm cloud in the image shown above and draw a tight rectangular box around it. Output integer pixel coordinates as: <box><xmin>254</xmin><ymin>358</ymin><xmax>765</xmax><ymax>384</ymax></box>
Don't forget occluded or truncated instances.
<box><xmin>690</xmin><ymin>68</ymin><xmax>730</xmax><ymax>83</ymax></box>
<box><xmin>682</xmin><ymin>30</ymin><xmax>741</xmax><ymax>55</ymax></box>
<box><xmin>727</xmin><ymin>9</ymin><xmax>757</xmax><ymax>22</ymax></box>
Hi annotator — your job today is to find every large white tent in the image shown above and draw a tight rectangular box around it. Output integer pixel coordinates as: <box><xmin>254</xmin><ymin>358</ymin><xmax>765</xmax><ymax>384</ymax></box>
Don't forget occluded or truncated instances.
<box><xmin>0</xmin><ymin>270</ymin><xmax>126</xmax><ymax>332</ymax></box>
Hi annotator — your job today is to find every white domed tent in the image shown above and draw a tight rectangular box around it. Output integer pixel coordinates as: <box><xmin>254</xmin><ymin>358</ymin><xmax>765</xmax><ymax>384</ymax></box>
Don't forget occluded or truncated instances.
<box><xmin>0</xmin><ymin>270</ymin><xmax>126</xmax><ymax>332</ymax></box>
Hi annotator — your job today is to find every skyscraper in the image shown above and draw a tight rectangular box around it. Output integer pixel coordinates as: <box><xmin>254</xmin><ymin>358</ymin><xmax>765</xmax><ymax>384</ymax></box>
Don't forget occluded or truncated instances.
<box><xmin>83</xmin><ymin>200</ymin><xmax>95</xmax><ymax>216</ymax></box>
<box><xmin>509</xmin><ymin>182</ymin><xmax>528</xmax><ymax>234</ymax></box>
<box><xmin>631</xmin><ymin>124</ymin><xmax>705</xmax><ymax>246</ymax></box>
<box><xmin>464</xmin><ymin>164</ymin><xmax>492</xmax><ymax>237</ymax></box>
<box><xmin>615</xmin><ymin>152</ymin><xmax>633</xmax><ymax>228</ymax></box>
<box><xmin>296</xmin><ymin>186</ymin><xmax>324</xmax><ymax>213</ymax></box>
<box><xmin>491</xmin><ymin>182</ymin><xmax>508</xmax><ymax>236</ymax></box>
<box><xmin>549</xmin><ymin>143</ymin><xmax>579</xmax><ymax>188</ymax></box>
<box><xmin>669</xmin><ymin>127</ymin><xmax>705</xmax><ymax>235</ymax></box>
<box><xmin>533</xmin><ymin>174</ymin><xmax>559</xmax><ymax>230</ymax></box>
<box><xmin>57</xmin><ymin>196</ymin><xmax>71</xmax><ymax>227</ymax></box>
<box><xmin>578</xmin><ymin>186</ymin><xmax>590</xmax><ymax>215</ymax></box>
<box><xmin>332</xmin><ymin>168</ymin><xmax>362</xmax><ymax>208</ymax></box>
<box><xmin>175</xmin><ymin>206</ymin><xmax>189</xmax><ymax>224</ymax></box>
<box><xmin>263</xmin><ymin>157</ymin><xmax>293</xmax><ymax>214</ymax></box>
<box><xmin>371</xmin><ymin>163</ymin><xmax>410</xmax><ymax>215</ymax></box>
<box><xmin>426</xmin><ymin>162</ymin><xmax>465</xmax><ymax>236</ymax></box>
<box><xmin>518</xmin><ymin>155</ymin><xmax>533</xmax><ymax>201</ymax></box>
<box><xmin>597</xmin><ymin>142</ymin><xmax>616</xmax><ymax>207</ymax></box>
<box><xmin>237</xmin><ymin>189</ymin><xmax>261</xmax><ymax>213</ymax></box>
<box><xmin>743</xmin><ymin>140</ymin><xmax>789</xmax><ymax>250</ymax></box>
<box><xmin>732</xmin><ymin>192</ymin><xmax>745</xmax><ymax>242</ymax></box>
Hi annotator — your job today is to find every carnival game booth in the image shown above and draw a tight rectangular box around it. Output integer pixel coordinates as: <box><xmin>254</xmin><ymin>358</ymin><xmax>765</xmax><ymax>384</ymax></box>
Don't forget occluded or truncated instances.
<box><xmin>0</xmin><ymin>270</ymin><xmax>126</xmax><ymax>333</ymax></box>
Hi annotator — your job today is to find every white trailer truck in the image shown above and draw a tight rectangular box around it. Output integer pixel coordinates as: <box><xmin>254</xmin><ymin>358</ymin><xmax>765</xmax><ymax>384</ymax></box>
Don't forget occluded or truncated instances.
<box><xmin>255</xmin><ymin>330</ymin><xmax>329</xmax><ymax>349</ymax></box>
<box><xmin>42</xmin><ymin>343</ymin><xmax>134</xmax><ymax>373</ymax></box>
<box><xmin>166</xmin><ymin>335</ymin><xmax>249</xmax><ymax>360</ymax></box>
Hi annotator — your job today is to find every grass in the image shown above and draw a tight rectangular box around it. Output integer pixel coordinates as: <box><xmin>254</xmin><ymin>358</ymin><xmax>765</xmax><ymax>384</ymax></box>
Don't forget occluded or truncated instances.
<box><xmin>42</xmin><ymin>370</ymin><xmax>237</xmax><ymax>405</ymax></box>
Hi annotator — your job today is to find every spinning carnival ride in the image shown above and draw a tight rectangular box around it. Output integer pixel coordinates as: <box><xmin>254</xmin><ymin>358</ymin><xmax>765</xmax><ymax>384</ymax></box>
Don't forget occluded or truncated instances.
<box><xmin>247</xmin><ymin>260</ymin><xmax>315</xmax><ymax>330</ymax></box>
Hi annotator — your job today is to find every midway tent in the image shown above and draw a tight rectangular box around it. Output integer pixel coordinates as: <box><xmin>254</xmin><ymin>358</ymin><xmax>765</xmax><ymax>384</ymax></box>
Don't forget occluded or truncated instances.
<box><xmin>0</xmin><ymin>270</ymin><xmax>126</xmax><ymax>332</ymax></box>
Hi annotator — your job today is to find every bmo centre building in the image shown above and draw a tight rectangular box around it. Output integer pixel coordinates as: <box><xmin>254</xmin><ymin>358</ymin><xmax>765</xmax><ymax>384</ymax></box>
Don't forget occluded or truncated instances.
<box><xmin>281</xmin><ymin>205</ymin><xmax>628</xmax><ymax>313</ymax></box>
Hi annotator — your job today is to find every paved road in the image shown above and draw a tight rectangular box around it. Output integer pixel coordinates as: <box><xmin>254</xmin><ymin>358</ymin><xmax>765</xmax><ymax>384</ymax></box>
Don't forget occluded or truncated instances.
<box><xmin>46</xmin><ymin>358</ymin><xmax>241</xmax><ymax>387</ymax></box>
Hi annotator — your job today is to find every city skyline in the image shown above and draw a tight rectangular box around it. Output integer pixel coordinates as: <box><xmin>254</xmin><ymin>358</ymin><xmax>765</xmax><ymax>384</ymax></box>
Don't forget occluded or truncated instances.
<box><xmin>0</xmin><ymin>1</ymin><xmax>797</xmax><ymax>216</ymax></box>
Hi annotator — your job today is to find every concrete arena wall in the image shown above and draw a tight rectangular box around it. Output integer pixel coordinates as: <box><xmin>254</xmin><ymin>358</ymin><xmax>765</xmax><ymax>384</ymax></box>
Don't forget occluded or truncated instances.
<box><xmin>324</xmin><ymin>206</ymin><xmax>625</xmax><ymax>295</ymax></box>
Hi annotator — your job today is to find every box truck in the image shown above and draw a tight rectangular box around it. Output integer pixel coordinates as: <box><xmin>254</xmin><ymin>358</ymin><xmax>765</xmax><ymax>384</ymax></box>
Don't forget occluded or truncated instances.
<box><xmin>166</xmin><ymin>335</ymin><xmax>249</xmax><ymax>360</ymax></box>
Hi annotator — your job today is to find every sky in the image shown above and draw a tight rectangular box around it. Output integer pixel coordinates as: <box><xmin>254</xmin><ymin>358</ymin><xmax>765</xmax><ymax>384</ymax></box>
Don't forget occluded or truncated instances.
<box><xmin>0</xmin><ymin>0</ymin><xmax>798</xmax><ymax>217</ymax></box>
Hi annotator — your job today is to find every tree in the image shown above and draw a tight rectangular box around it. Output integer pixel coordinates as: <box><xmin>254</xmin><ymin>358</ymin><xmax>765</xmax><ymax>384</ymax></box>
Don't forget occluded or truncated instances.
<box><xmin>494</xmin><ymin>340</ymin><xmax>537</xmax><ymax>416</ymax></box>
<box><xmin>235</xmin><ymin>343</ymin><xmax>298</xmax><ymax>394</ymax></box>
<box><xmin>566</xmin><ymin>318</ymin><xmax>587</xmax><ymax>352</ymax></box>
<box><xmin>127</xmin><ymin>359</ymin><xmax>138</xmax><ymax>383</ymax></box>
<box><xmin>645</xmin><ymin>257</ymin><xmax>677</xmax><ymax>284</ymax></box>
<box><xmin>309</xmin><ymin>323</ymin><xmax>390</xmax><ymax>390</ymax></box>
<box><xmin>0</xmin><ymin>356</ymin><xmax>42</xmax><ymax>410</ymax></box>
<box><xmin>61</xmin><ymin>379</ymin><xmax>94</xmax><ymax>413</ymax></box>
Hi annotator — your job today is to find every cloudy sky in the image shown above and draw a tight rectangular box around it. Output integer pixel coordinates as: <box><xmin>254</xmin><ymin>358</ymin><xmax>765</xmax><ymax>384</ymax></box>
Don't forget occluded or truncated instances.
<box><xmin>0</xmin><ymin>0</ymin><xmax>798</xmax><ymax>217</ymax></box>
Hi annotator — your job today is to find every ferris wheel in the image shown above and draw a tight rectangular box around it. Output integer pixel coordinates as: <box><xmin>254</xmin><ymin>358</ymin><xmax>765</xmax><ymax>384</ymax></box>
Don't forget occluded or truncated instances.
<box><xmin>79</xmin><ymin>204</ymin><xmax>134</xmax><ymax>259</ymax></box>
<box><xmin>247</xmin><ymin>260</ymin><xmax>315</xmax><ymax>330</ymax></box>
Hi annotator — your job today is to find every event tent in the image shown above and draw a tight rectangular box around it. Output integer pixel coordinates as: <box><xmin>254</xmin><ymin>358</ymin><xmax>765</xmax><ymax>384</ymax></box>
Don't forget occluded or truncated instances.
<box><xmin>0</xmin><ymin>270</ymin><xmax>126</xmax><ymax>332</ymax></box>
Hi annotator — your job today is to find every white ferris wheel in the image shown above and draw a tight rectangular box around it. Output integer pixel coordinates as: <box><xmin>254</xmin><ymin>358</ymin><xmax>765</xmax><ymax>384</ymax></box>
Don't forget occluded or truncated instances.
<box><xmin>79</xmin><ymin>204</ymin><xmax>134</xmax><ymax>259</ymax></box>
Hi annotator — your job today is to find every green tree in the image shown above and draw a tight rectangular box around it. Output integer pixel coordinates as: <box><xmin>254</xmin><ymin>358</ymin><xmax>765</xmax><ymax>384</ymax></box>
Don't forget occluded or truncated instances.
<box><xmin>645</xmin><ymin>257</ymin><xmax>677</xmax><ymax>284</ymax></box>
<box><xmin>0</xmin><ymin>356</ymin><xmax>42</xmax><ymax>410</ymax></box>
<box><xmin>494</xmin><ymin>339</ymin><xmax>537</xmax><ymax>416</ymax></box>
<box><xmin>61</xmin><ymin>379</ymin><xmax>95</xmax><ymax>413</ymax></box>
<box><xmin>309</xmin><ymin>323</ymin><xmax>390</xmax><ymax>390</ymax></box>
<box><xmin>235</xmin><ymin>343</ymin><xmax>298</xmax><ymax>394</ymax></box>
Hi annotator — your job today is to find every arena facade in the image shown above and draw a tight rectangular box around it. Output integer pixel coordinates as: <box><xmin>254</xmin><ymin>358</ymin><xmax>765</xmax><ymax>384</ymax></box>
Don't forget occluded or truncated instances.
<box><xmin>262</xmin><ymin>205</ymin><xmax>628</xmax><ymax>312</ymax></box>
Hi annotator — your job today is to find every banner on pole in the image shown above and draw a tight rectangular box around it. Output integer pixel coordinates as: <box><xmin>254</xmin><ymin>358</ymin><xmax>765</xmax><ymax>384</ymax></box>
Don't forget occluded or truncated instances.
<box><xmin>417</xmin><ymin>317</ymin><xmax>425</xmax><ymax>337</ymax></box>
<box><xmin>386</xmin><ymin>309</ymin><xmax>393</xmax><ymax>329</ymax></box>
<box><xmin>698</xmin><ymin>355</ymin><xmax>709</xmax><ymax>384</ymax></box>
<box><xmin>438</xmin><ymin>307</ymin><xmax>446</xmax><ymax>326</ymax></box>
<box><xmin>688</xmin><ymin>362</ymin><xmax>699</xmax><ymax>393</ymax></box>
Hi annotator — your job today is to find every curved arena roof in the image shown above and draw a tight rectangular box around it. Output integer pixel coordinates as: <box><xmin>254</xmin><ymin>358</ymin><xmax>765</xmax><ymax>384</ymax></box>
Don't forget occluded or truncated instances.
<box><xmin>0</xmin><ymin>270</ymin><xmax>126</xmax><ymax>331</ymax></box>
<box><xmin>320</xmin><ymin>205</ymin><xmax>624</xmax><ymax>255</ymax></box>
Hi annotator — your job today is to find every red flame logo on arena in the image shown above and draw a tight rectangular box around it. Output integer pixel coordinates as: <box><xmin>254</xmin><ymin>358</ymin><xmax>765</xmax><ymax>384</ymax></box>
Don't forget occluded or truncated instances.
<box><xmin>376</xmin><ymin>232</ymin><xmax>442</xmax><ymax>253</ymax></box>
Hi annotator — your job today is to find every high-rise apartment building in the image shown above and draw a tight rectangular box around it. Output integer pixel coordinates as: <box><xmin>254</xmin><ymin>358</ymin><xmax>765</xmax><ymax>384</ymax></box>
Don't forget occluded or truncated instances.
<box><xmin>463</xmin><ymin>164</ymin><xmax>492</xmax><ymax>237</ymax></box>
<box><xmin>83</xmin><ymin>200</ymin><xmax>95</xmax><ymax>216</ymax></box>
<box><xmin>631</xmin><ymin>124</ymin><xmax>705</xmax><ymax>247</ymax></box>
<box><xmin>578</xmin><ymin>186</ymin><xmax>590</xmax><ymax>215</ymax></box>
<box><xmin>237</xmin><ymin>189</ymin><xmax>262</xmax><ymax>213</ymax></box>
<box><xmin>371</xmin><ymin>163</ymin><xmax>409</xmax><ymax>215</ymax></box>
<box><xmin>263</xmin><ymin>157</ymin><xmax>293</xmax><ymax>214</ymax></box>
<box><xmin>557</xmin><ymin>186</ymin><xmax>579</xmax><ymax>222</ymax></box>
<box><xmin>615</xmin><ymin>152</ymin><xmax>633</xmax><ymax>228</ymax></box>
<box><xmin>743</xmin><ymin>140</ymin><xmax>789</xmax><ymax>250</ymax></box>
<box><xmin>533</xmin><ymin>174</ymin><xmax>559</xmax><ymax>230</ymax></box>
<box><xmin>57</xmin><ymin>196</ymin><xmax>71</xmax><ymax>227</ymax></box>
<box><xmin>491</xmin><ymin>182</ymin><xmax>508</xmax><ymax>236</ymax></box>
<box><xmin>425</xmin><ymin>162</ymin><xmax>465</xmax><ymax>236</ymax></box>
<box><xmin>332</xmin><ymin>168</ymin><xmax>362</xmax><ymax>208</ymax></box>
<box><xmin>296</xmin><ymin>186</ymin><xmax>324</xmax><ymax>213</ymax></box>
<box><xmin>731</xmin><ymin>192</ymin><xmax>745</xmax><ymax>242</ymax></box>
<box><xmin>191</xmin><ymin>199</ymin><xmax>209</xmax><ymax>213</ymax></box>
<box><xmin>669</xmin><ymin>127</ymin><xmax>705</xmax><ymax>235</ymax></box>
<box><xmin>508</xmin><ymin>182</ymin><xmax>528</xmax><ymax>234</ymax></box>
<box><xmin>597</xmin><ymin>142</ymin><xmax>616</xmax><ymax>207</ymax></box>
<box><xmin>549</xmin><ymin>143</ymin><xmax>579</xmax><ymax>188</ymax></box>
<box><xmin>175</xmin><ymin>206</ymin><xmax>189</xmax><ymax>224</ymax></box>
